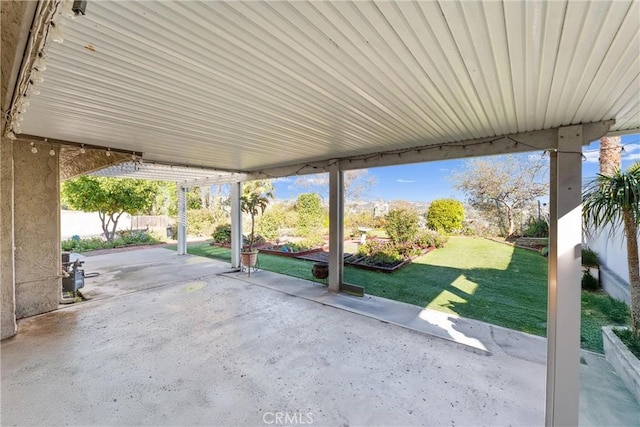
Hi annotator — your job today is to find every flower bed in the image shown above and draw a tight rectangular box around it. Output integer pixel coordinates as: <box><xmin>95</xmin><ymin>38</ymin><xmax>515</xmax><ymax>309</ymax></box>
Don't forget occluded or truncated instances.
<box><xmin>344</xmin><ymin>247</ymin><xmax>435</xmax><ymax>273</ymax></box>
<box><xmin>258</xmin><ymin>244</ymin><xmax>325</xmax><ymax>258</ymax></box>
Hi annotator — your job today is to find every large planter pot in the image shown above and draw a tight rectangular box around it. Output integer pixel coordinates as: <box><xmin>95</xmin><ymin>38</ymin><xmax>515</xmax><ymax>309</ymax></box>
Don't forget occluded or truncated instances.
<box><xmin>602</xmin><ymin>326</ymin><xmax>640</xmax><ymax>402</ymax></box>
<box><xmin>241</xmin><ymin>250</ymin><xmax>259</xmax><ymax>268</ymax></box>
<box><xmin>312</xmin><ymin>262</ymin><xmax>329</xmax><ymax>280</ymax></box>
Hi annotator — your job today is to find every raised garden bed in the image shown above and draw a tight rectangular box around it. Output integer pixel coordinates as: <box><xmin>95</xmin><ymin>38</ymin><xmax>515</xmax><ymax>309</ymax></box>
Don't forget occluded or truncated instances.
<box><xmin>344</xmin><ymin>247</ymin><xmax>434</xmax><ymax>273</ymax></box>
<box><xmin>258</xmin><ymin>245</ymin><xmax>325</xmax><ymax>258</ymax></box>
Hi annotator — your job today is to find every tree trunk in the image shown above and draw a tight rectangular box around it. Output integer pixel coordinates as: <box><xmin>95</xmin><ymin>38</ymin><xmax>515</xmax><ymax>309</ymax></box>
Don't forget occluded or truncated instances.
<box><xmin>99</xmin><ymin>212</ymin><xmax>111</xmax><ymax>242</ymax></box>
<box><xmin>249</xmin><ymin>213</ymin><xmax>256</xmax><ymax>252</ymax></box>
<box><xmin>623</xmin><ymin>209</ymin><xmax>640</xmax><ymax>338</ymax></box>
<box><xmin>599</xmin><ymin>136</ymin><xmax>621</xmax><ymax>176</ymax></box>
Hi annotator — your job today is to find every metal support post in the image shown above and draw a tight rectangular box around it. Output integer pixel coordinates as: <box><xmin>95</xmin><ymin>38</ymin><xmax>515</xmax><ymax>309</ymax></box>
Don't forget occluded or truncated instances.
<box><xmin>230</xmin><ymin>182</ymin><xmax>242</xmax><ymax>269</ymax></box>
<box><xmin>545</xmin><ymin>125</ymin><xmax>583</xmax><ymax>426</ymax></box>
<box><xmin>177</xmin><ymin>186</ymin><xmax>187</xmax><ymax>255</ymax></box>
<box><xmin>328</xmin><ymin>163</ymin><xmax>344</xmax><ymax>292</ymax></box>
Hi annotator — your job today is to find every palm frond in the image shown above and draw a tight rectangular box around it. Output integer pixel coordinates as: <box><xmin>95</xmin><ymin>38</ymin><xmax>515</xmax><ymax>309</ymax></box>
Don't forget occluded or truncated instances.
<box><xmin>583</xmin><ymin>162</ymin><xmax>640</xmax><ymax>239</ymax></box>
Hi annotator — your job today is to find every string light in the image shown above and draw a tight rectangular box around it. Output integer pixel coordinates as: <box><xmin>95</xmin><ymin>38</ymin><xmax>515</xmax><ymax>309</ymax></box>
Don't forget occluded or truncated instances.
<box><xmin>106</xmin><ymin>148</ymin><xmax>111</xmax><ymax>157</ymax></box>
<box><xmin>30</xmin><ymin>142</ymin><xmax>38</xmax><ymax>154</ymax></box>
<box><xmin>49</xmin><ymin>147</ymin><xmax>56</xmax><ymax>156</ymax></box>
<box><xmin>79</xmin><ymin>144</ymin><xmax>85</xmax><ymax>154</ymax></box>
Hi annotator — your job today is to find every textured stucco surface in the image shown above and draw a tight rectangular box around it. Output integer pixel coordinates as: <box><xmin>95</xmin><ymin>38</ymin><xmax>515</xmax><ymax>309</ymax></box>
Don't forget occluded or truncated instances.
<box><xmin>60</xmin><ymin>147</ymin><xmax>128</xmax><ymax>181</ymax></box>
<box><xmin>1</xmin><ymin>0</ymin><xmax>33</xmax><ymax>118</ymax></box>
<box><xmin>1</xmin><ymin>138</ymin><xmax>16</xmax><ymax>339</ymax></box>
<box><xmin>13</xmin><ymin>140</ymin><xmax>60</xmax><ymax>319</ymax></box>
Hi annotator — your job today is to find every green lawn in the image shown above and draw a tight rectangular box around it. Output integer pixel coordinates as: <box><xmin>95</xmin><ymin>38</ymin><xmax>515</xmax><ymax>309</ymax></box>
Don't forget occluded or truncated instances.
<box><xmin>167</xmin><ymin>237</ymin><xmax>628</xmax><ymax>353</ymax></box>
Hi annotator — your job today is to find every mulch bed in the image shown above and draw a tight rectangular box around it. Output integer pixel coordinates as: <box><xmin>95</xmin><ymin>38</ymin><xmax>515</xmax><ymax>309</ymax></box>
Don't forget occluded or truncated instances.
<box><xmin>80</xmin><ymin>242</ymin><xmax>169</xmax><ymax>257</ymax></box>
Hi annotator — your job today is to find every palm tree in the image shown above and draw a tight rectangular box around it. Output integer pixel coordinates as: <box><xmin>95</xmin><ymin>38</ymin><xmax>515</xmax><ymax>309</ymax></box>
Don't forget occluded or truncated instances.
<box><xmin>241</xmin><ymin>180</ymin><xmax>274</xmax><ymax>252</ymax></box>
<box><xmin>583</xmin><ymin>163</ymin><xmax>640</xmax><ymax>338</ymax></box>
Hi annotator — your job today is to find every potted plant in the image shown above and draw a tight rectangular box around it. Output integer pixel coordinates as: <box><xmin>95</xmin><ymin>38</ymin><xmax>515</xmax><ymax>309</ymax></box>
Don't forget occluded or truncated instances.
<box><xmin>240</xmin><ymin>180</ymin><xmax>274</xmax><ymax>270</ymax></box>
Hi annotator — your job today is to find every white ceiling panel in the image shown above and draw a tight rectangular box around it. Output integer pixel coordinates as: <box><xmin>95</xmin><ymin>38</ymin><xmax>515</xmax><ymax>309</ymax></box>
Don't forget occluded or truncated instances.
<box><xmin>15</xmin><ymin>0</ymin><xmax>640</xmax><ymax>173</ymax></box>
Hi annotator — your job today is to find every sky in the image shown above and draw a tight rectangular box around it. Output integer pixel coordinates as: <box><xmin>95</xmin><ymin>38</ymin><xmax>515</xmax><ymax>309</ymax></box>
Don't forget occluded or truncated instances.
<box><xmin>272</xmin><ymin>134</ymin><xmax>640</xmax><ymax>203</ymax></box>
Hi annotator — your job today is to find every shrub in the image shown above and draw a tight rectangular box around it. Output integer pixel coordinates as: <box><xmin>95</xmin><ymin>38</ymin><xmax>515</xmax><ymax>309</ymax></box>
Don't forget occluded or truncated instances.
<box><xmin>414</xmin><ymin>229</ymin><xmax>447</xmax><ymax>249</ymax></box>
<box><xmin>613</xmin><ymin>328</ymin><xmax>640</xmax><ymax>359</ymax></box>
<box><xmin>384</xmin><ymin>208</ymin><xmax>419</xmax><ymax>244</ymax></box>
<box><xmin>524</xmin><ymin>218</ymin><xmax>549</xmax><ymax>237</ymax></box>
<box><xmin>212</xmin><ymin>224</ymin><xmax>232</xmax><ymax>244</ymax></box>
<box><xmin>61</xmin><ymin>231</ymin><xmax>159</xmax><ymax>253</ymax></box>
<box><xmin>582</xmin><ymin>248</ymin><xmax>599</xmax><ymax>267</ymax></box>
<box><xmin>581</xmin><ymin>270</ymin><xmax>600</xmax><ymax>291</ymax></box>
<box><xmin>187</xmin><ymin>209</ymin><xmax>219</xmax><ymax>237</ymax></box>
<box><xmin>296</xmin><ymin>193</ymin><xmax>324</xmax><ymax>237</ymax></box>
<box><xmin>357</xmin><ymin>240</ymin><xmax>404</xmax><ymax>266</ymax></box>
<box><xmin>426</xmin><ymin>199</ymin><xmax>464</xmax><ymax>232</ymax></box>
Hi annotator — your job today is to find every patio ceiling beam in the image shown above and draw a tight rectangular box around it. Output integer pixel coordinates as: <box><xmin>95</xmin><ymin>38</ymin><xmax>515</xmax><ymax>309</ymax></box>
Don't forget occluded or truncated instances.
<box><xmin>248</xmin><ymin>121</ymin><xmax>613</xmax><ymax>180</ymax></box>
<box><xmin>179</xmin><ymin>173</ymin><xmax>248</xmax><ymax>189</ymax></box>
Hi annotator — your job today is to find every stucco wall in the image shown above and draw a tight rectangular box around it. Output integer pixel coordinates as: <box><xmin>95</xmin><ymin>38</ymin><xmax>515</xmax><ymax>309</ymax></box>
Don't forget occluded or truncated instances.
<box><xmin>13</xmin><ymin>141</ymin><xmax>60</xmax><ymax>319</ymax></box>
<box><xmin>586</xmin><ymin>223</ymin><xmax>636</xmax><ymax>305</ymax></box>
<box><xmin>1</xmin><ymin>137</ymin><xmax>17</xmax><ymax>339</ymax></box>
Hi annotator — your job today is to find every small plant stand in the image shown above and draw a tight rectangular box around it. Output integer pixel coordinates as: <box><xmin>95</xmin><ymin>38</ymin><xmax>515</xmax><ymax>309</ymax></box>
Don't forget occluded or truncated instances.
<box><xmin>241</xmin><ymin>255</ymin><xmax>260</xmax><ymax>277</ymax></box>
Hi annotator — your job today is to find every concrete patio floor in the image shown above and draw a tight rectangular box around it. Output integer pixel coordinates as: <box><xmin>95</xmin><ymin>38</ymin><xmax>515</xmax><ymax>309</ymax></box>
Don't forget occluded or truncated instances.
<box><xmin>1</xmin><ymin>248</ymin><xmax>637</xmax><ymax>426</ymax></box>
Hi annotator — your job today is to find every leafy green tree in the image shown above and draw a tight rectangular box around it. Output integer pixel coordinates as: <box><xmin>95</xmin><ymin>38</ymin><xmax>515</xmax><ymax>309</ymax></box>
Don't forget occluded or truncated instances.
<box><xmin>427</xmin><ymin>198</ymin><xmax>465</xmax><ymax>232</ymax></box>
<box><xmin>241</xmin><ymin>180</ymin><xmax>274</xmax><ymax>251</ymax></box>
<box><xmin>384</xmin><ymin>208</ymin><xmax>419</xmax><ymax>244</ymax></box>
<box><xmin>296</xmin><ymin>193</ymin><xmax>324</xmax><ymax>237</ymax></box>
<box><xmin>583</xmin><ymin>163</ymin><xmax>640</xmax><ymax>338</ymax></box>
<box><xmin>62</xmin><ymin>176</ymin><xmax>158</xmax><ymax>241</ymax></box>
<box><xmin>454</xmin><ymin>154</ymin><xmax>547</xmax><ymax>237</ymax></box>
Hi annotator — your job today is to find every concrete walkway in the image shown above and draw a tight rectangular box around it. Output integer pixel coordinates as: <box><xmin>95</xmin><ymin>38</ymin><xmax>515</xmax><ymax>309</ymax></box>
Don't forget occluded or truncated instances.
<box><xmin>1</xmin><ymin>248</ymin><xmax>637</xmax><ymax>426</ymax></box>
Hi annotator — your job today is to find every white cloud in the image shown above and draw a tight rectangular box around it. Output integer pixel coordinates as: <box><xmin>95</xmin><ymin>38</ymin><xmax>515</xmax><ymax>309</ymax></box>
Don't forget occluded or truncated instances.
<box><xmin>622</xmin><ymin>143</ymin><xmax>640</xmax><ymax>158</ymax></box>
<box><xmin>583</xmin><ymin>143</ymin><xmax>640</xmax><ymax>163</ymax></box>
<box><xmin>273</xmin><ymin>177</ymin><xmax>293</xmax><ymax>183</ymax></box>
<box><xmin>583</xmin><ymin>151</ymin><xmax>600</xmax><ymax>163</ymax></box>
<box><xmin>396</xmin><ymin>179</ymin><xmax>415</xmax><ymax>183</ymax></box>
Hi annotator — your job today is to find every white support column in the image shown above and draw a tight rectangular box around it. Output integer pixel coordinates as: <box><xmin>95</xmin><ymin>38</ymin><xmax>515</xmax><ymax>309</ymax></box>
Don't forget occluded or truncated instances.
<box><xmin>545</xmin><ymin>125</ymin><xmax>583</xmax><ymax>426</ymax></box>
<box><xmin>328</xmin><ymin>163</ymin><xmax>344</xmax><ymax>292</ymax></box>
<box><xmin>177</xmin><ymin>186</ymin><xmax>187</xmax><ymax>255</ymax></box>
<box><xmin>230</xmin><ymin>182</ymin><xmax>242</xmax><ymax>269</ymax></box>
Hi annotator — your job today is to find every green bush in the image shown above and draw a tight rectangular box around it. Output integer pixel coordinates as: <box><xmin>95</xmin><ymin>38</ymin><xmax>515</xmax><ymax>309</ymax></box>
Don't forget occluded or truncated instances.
<box><xmin>61</xmin><ymin>230</ymin><xmax>159</xmax><ymax>253</ymax></box>
<box><xmin>613</xmin><ymin>328</ymin><xmax>640</xmax><ymax>359</ymax></box>
<box><xmin>414</xmin><ymin>229</ymin><xmax>447</xmax><ymax>249</ymax></box>
<box><xmin>357</xmin><ymin>240</ymin><xmax>404</xmax><ymax>266</ymax></box>
<box><xmin>187</xmin><ymin>209</ymin><xmax>220</xmax><ymax>237</ymax></box>
<box><xmin>426</xmin><ymin>199</ymin><xmax>464</xmax><ymax>232</ymax></box>
<box><xmin>524</xmin><ymin>218</ymin><xmax>549</xmax><ymax>237</ymax></box>
<box><xmin>581</xmin><ymin>270</ymin><xmax>600</xmax><ymax>291</ymax></box>
<box><xmin>211</xmin><ymin>224</ymin><xmax>232</xmax><ymax>244</ymax></box>
<box><xmin>582</xmin><ymin>248</ymin><xmax>599</xmax><ymax>267</ymax></box>
<box><xmin>384</xmin><ymin>208</ymin><xmax>419</xmax><ymax>244</ymax></box>
<box><xmin>295</xmin><ymin>193</ymin><xmax>324</xmax><ymax>237</ymax></box>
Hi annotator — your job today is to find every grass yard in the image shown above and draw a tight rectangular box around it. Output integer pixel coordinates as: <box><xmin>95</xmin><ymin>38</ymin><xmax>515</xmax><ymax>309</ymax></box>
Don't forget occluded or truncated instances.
<box><xmin>167</xmin><ymin>237</ymin><xmax>628</xmax><ymax>353</ymax></box>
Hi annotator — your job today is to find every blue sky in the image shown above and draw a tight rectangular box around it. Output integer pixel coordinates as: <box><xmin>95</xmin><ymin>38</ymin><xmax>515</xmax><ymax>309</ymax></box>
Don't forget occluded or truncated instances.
<box><xmin>273</xmin><ymin>134</ymin><xmax>640</xmax><ymax>203</ymax></box>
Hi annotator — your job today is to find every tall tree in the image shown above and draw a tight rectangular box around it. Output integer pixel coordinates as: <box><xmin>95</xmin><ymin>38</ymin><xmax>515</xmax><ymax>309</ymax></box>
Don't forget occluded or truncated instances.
<box><xmin>453</xmin><ymin>155</ymin><xmax>548</xmax><ymax>237</ymax></box>
<box><xmin>599</xmin><ymin>136</ymin><xmax>622</xmax><ymax>176</ymax></box>
<box><xmin>62</xmin><ymin>176</ymin><xmax>158</xmax><ymax>241</ymax></box>
<box><xmin>583</xmin><ymin>163</ymin><xmax>640</xmax><ymax>338</ymax></box>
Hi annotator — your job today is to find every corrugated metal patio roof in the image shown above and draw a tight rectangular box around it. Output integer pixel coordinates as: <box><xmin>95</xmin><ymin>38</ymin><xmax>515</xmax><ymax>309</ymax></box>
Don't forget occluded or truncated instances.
<box><xmin>12</xmin><ymin>0</ymin><xmax>640</xmax><ymax>173</ymax></box>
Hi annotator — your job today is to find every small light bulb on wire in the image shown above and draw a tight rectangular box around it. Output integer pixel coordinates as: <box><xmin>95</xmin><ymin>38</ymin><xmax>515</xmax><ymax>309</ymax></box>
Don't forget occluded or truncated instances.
<box><xmin>79</xmin><ymin>144</ymin><xmax>86</xmax><ymax>154</ymax></box>
<box><xmin>49</xmin><ymin>148</ymin><xmax>56</xmax><ymax>156</ymax></box>
<box><xmin>50</xmin><ymin>21</ymin><xmax>64</xmax><ymax>43</ymax></box>
<box><xmin>106</xmin><ymin>149</ymin><xmax>111</xmax><ymax>157</ymax></box>
<box><xmin>30</xmin><ymin>142</ymin><xmax>38</xmax><ymax>154</ymax></box>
